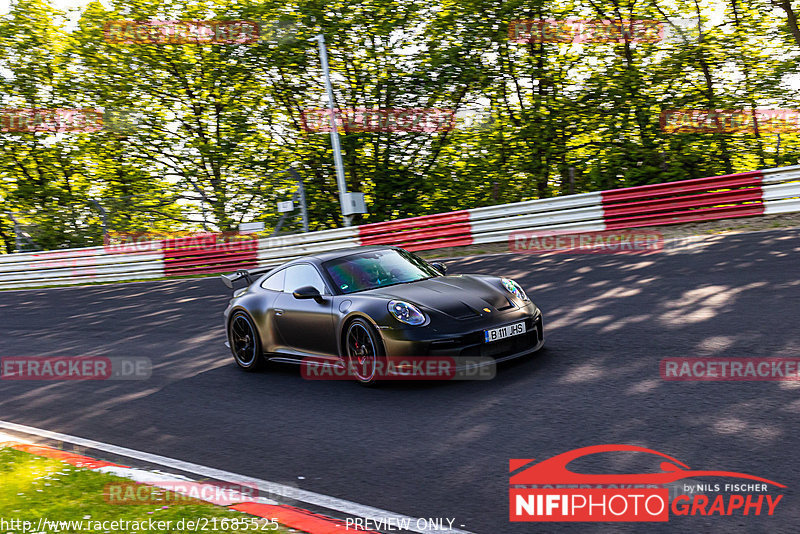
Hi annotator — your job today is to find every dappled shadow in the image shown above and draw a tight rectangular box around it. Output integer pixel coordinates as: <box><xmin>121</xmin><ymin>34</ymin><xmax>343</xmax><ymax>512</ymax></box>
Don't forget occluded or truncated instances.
<box><xmin>0</xmin><ymin>228</ymin><xmax>798</xmax><ymax>533</ymax></box>
<box><xmin>436</xmin><ymin>227</ymin><xmax>800</xmax><ymax>532</ymax></box>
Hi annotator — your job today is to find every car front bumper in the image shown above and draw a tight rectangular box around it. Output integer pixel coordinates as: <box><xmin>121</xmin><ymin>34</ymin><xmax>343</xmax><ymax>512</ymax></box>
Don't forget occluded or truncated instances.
<box><xmin>378</xmin><ymin>305</ymin><xmax>544</xmax><ymax>362</ymax></box>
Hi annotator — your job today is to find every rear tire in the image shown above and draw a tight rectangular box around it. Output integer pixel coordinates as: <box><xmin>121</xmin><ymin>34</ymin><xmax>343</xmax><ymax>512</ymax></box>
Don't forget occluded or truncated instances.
<box><xmin>228</xmin><ymin>311</ymin><xmax>264</xmax><ymax>371</ymax></box>
<box><xmin>344</xmin><ymin>318</ymin><xmax>385</xmax><ymax>386</ymax></box>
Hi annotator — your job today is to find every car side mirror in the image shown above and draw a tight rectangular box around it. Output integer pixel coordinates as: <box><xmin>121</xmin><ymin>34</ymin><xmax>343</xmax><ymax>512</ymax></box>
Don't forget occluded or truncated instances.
<box><xmin>293</xmin><ymin>285</ymin><xmax>324</xmax><ymax>302</ymax></box>
<box><xmin>430</xmin><ymin>262</ymin><xmax>447</xmax><ymax>275</ymax></box>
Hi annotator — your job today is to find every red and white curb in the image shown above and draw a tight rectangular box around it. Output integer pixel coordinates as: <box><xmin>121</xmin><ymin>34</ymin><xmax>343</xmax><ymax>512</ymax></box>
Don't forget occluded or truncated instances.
<box><xmin>0</xmin><ymin>421</ymin><xmax>473</xmax><ymax>534</ymax></box>
<box><xmin>0</xmin><ymin>439</ymin><xmax>378</xmax><ymax>534</ymax></box>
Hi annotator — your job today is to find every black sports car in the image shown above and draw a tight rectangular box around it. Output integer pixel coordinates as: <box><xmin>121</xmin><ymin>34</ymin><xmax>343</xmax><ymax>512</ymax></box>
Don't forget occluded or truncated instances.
<box><xmin>221</xmin><ymin>246</ymin><xmax>544</xmax><ymax>384</ymax></box>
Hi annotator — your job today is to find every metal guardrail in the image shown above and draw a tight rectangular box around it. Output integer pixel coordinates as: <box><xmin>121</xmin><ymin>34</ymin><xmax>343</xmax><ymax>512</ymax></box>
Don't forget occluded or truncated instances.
<box><xmin>469</xmin><ymin>192</ymin><xmax>606</xmax><ymax>247</ymax></box>
<box><xmin>2</xmin><ymin>165</ymin><xmax>800</xmax><ymax>289</ymax></box>
<box><xmin>762</xmin><ymin>164</ymin><xmax>800</xmax><ymax>215</ymax></box>
<box><xmin>0</xmin><ymin>247</ymin><xmax>164</xmax><ymax>289</ymax></box>
<box><xmin>358</xmin><ymin>211</ymin><xmax>473</xmax><ymax>251</ymax></box>
<box><xmin>601</xmin><ymin>171</ymin><xmax>765</xmax><ymax>229</ymax></box>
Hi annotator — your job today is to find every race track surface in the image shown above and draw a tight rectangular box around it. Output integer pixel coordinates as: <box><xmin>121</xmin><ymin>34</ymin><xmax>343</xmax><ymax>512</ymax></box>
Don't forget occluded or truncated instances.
<box><xmin>1</xmin><ymin>228</ymin><xmax>798</xmax><ymax>533</ymax></box>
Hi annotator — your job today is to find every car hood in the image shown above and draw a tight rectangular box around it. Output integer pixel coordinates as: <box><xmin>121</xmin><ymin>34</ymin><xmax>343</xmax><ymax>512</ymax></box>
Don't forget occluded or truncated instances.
<box><xmin>368</xmin><ymin>275</ymin><xmax>515</xmax><ymax>319</ymax></box>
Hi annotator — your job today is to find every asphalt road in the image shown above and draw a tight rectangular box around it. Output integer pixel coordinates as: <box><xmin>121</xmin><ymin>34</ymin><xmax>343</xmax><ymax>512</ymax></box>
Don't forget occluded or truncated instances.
<box><xmin>1</xmin><ymin>228</ymin><xmax>798</xmax><ymax>533</ymax></box>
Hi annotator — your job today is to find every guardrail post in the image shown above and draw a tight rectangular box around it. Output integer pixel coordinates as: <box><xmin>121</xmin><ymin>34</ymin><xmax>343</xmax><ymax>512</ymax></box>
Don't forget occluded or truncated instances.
<box><xmin>289</xmin><ymin>168</ymin><xmax>309</xmax><ymax>233</ymax></box>
<box><xmin>89</xmin><ymin>199</ymin><xmax>109</xmax><ymax>243</ymax></box>
<box><xmin>569</xmin><ymin>167</ymin><xmax>575</xmax><ymax>195</ymax></box>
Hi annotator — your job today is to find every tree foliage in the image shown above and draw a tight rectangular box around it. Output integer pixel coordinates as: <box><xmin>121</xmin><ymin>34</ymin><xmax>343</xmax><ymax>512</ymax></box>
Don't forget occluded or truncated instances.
<box><xmin>1</xmin><ymin>0</ymin><xmax>798</xmax><ymax>252</ymax></box>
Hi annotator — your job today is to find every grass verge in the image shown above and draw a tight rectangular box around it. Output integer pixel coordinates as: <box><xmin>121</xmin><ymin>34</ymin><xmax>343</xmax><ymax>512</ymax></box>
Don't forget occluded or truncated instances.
<box><xmin>0</xmin><ymin>447</ymin><xmax>292</xmax><ymax>533</ymax></box>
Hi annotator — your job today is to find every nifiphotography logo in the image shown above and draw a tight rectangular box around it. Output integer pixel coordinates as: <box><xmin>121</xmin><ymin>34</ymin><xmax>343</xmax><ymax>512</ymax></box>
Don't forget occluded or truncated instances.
<box><xmin>509</xmin><ymin>445</ymin><xmax>784</xmax><ymax>522</ymax></box>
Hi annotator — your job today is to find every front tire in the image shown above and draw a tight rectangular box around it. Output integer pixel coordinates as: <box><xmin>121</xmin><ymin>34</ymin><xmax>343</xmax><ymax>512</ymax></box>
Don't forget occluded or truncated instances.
<box><xmin>344</xmin><ymin>318</ymin><xmax>385</xmax><ymax>386</ymax></box>
<box><xmin>228</xmin><ymin>311</ymin><xmax>264</xmax><ymax>371</ymax></box>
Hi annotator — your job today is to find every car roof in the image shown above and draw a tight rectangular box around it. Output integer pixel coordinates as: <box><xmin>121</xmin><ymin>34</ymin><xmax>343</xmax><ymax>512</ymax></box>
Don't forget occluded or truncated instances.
<box><xmin>284</xmin><ymin>245</ymin><xmax>399</xmax><ymax>266</ymax></box>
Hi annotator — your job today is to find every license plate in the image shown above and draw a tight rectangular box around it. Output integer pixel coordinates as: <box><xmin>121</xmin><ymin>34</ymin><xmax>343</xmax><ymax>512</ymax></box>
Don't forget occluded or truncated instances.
<box><xmin>484</xmin><ymin>321</ymin><xmax>526</xmax><ymax>343</ymax></box>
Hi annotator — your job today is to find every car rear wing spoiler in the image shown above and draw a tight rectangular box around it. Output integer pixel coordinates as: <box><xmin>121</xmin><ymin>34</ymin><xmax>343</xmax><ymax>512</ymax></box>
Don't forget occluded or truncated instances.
<box><xmin>220</xmin><ymin>266</ymin><xmax>277</xmax><ymax>289</ymax></box>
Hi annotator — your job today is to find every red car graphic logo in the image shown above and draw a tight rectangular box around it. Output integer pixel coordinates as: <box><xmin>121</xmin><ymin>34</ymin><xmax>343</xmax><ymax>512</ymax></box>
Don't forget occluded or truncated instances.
<box><xmin>510</xmin><ymin>444</ymin><xmax>785</xmax><ymax>487</ymax></box>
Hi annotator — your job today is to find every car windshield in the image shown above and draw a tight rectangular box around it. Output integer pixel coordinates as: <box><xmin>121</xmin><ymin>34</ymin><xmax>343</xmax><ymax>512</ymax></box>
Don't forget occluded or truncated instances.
<box><xmin>323</xmin><ymin>249</ymin><xmax>440</xmax><ymax>294</ymax></box>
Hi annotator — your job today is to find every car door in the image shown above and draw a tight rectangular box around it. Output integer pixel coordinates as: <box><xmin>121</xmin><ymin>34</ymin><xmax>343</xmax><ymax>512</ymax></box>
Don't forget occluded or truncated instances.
<box><xmin>258</xmin><ymin>268</ymin><xmax>287</xmax><ymax>352</ymax></box>
<box><xmin>273</xmin><ymin>263</ymin><xmax>338</xmax><ymax>358</ymax></box>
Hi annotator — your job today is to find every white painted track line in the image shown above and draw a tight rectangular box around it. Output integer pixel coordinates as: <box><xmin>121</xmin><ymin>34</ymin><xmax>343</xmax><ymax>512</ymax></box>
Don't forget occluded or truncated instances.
<box><xmin>0</xmin><ymin>420</ymin><xmax>475</xmax><ymax>534</ymax></box>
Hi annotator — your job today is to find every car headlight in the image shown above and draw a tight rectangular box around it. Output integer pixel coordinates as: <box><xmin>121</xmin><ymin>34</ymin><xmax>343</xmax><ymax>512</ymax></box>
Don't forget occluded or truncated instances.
<box><xmin>388</xmin><ymin>300</ymin><xmax>426</xmax><ymax>325</ymax></box>
<box><xmin>501</xmin><ymin>278</ymin><xmax>529</xmax><ymax>301</ymax></box>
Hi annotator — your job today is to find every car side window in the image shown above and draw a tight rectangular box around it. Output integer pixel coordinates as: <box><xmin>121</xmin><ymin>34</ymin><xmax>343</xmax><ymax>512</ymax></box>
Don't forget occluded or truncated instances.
<box><xmin>283</xmin><ymin>264</ymin><xmax>329</xmax><ymax>295</ymax></box>
<box><xmin>260</xmin><ymin>269</ymin><xmax>285</xmax><ymax>292</ymax></box>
